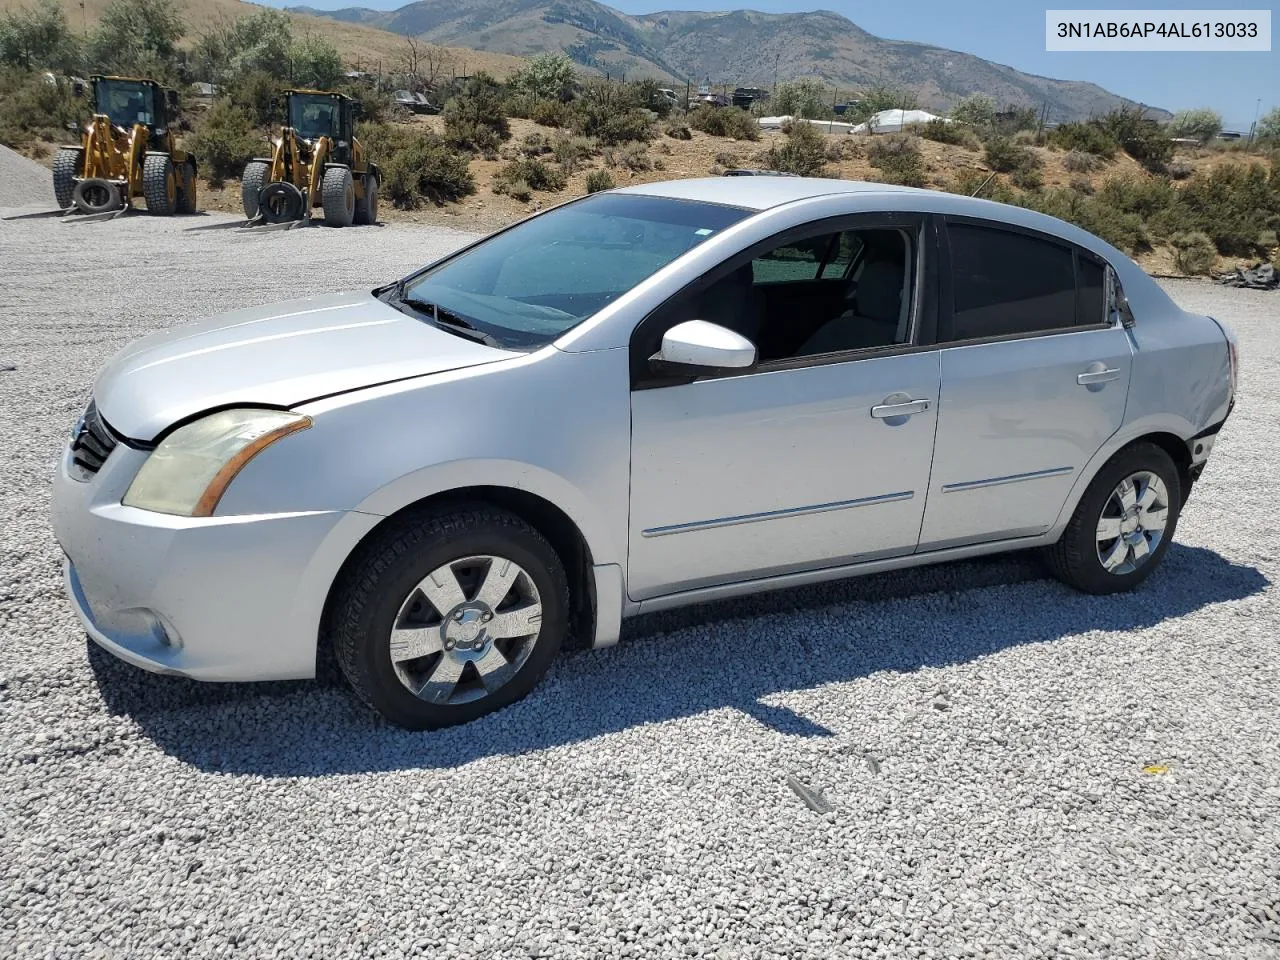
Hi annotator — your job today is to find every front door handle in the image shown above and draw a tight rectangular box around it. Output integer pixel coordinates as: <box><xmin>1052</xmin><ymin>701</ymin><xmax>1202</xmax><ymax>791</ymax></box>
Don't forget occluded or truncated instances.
<box><xmin>1077</xmin><ymin>366</ymin><xmax>1121</xmax><ymax>385</ymax></box>
<box><xmin>871</xmin><ymin>397</ymin><xmax>931</xmax><ymax>419</ymax></box>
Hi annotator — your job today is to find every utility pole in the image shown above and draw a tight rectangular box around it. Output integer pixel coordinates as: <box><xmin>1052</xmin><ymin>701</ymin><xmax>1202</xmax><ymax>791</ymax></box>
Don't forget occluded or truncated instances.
<box><xmin>1248</xmin><ymin>97</ymin><xmax>1261</xmax><ymax>144</ymax></box>
<box><xmin>772</xmin><ymin>52</ymin><xmax>780</xmax><ymax>99</ymax></box>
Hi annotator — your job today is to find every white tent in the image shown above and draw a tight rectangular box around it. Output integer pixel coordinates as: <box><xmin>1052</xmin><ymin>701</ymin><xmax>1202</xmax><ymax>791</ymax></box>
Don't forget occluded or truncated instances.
<box><xmin>851</xmin><ymin>109</ymin><xmax>950</xmax><ymax>134</ymax></box>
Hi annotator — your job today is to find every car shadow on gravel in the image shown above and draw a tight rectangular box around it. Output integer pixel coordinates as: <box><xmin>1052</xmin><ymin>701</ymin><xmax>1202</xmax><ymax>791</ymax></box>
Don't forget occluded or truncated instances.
<box><xmin>86</xmin><ymin>543</ymin><xmax>1268</xmax><ymax>776</ymax></box>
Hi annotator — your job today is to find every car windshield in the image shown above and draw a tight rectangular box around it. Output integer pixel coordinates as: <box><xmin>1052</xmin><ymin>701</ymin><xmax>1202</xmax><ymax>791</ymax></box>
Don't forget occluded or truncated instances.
<box><xmin>394</xmin><ymin>193</ymin><xmax>751</xmax><ymax>348</ymax></box>
<box><xmin>290</xmin><ymin>95</ymin><xmax>339</xmax><ymax>139</ymax></box>
<box><xmin>98</xmin><ymin>80</ymin><xmax>153</xmax><ymax>129</ymax></box>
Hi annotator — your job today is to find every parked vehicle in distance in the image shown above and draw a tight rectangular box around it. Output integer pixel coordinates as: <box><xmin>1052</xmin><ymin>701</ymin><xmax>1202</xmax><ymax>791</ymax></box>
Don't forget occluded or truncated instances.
<box><xmin>53</xmin><ymin>74</ymin><xmax>198</xmax><ymax>216</ymax></box>
<box><xmin>52</xmin><ymin>178</ymin><xmax>1238</xmax><ymax>729</ymax></box>
<box><xmin>393</xmin><ymin>90</ymin><xmax>441</xmax><ymax>115</ymax></box>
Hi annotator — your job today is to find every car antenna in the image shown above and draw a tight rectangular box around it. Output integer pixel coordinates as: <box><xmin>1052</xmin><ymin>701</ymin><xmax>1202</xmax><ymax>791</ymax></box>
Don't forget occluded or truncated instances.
<box><xmin>970</xmin><ymin>173</ymin><xmax>996</xmax><ymax>198</ymax></box>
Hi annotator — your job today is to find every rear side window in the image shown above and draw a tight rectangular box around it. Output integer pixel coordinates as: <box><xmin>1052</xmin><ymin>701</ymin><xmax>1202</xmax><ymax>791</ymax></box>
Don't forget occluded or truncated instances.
<box><xmin>947</xmin><ymin>224</ymin><xmax>1077</xmax><ymax>340</ymax></box>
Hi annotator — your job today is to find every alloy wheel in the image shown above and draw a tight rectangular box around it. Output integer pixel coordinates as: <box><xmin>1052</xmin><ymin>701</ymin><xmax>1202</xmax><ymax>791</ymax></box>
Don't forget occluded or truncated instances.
<box><xmin>387</xmin><ymin>555</ymin><xmax>543</xmax><ymax>706</ymax></box>
<box><xmin>1095</xmin><ymin>471</ymin><xmax>1170</xmax><ymax>575</ymax></box>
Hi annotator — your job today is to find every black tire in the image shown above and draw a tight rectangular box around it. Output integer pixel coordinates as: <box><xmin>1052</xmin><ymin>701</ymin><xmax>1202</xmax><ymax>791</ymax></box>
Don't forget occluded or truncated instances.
<box><xmin>142</xmin><ymin>153</ymin><xmax>176</xmax><ymax>215</ymax></box>
<box><xmin>258</xmin><ymin>182</ymin><xmax>305</xmax><ymax>223</ymax></box>
<box><xmin>321</xmin><ymin>165</ymin><xmax>355</xmax><ymax>227</ymax></box>
<box><xmin>327</xmin><ymin>505</ymin><xmax>570</xmax><ymax>729</ymax></box>
<box><xmin>176</xmin><ymin>162</ymin><xmax>198</xmax><ymax>214</ymax></box>
<box><xmin>53</xmin><ymin>146</ymin><xmax>82</xmax><ymax>209</ymax></box>
<box><xmin>240</xmin><ymin>160</ymin><xmax>270</xmax><ymax>219</ymax></box>
<box><xmin>353</xmin><ymin>172</ymin><xmax>378</xmax><ymax>225</ymax></box>
<box><xmin>71</xmin><ymin>178</ymin><xmax>122</xmax><ymax>214</ymax></box>
<box><xmin>1043</xmin><ymin>441</ymin><xmax>1182</xmax><ymax>595</ymax></box>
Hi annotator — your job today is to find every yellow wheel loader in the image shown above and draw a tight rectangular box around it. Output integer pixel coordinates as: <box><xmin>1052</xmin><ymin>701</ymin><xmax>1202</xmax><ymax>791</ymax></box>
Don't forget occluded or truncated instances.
<box><xmin>241</xmin><ymin>90</ymin><xmax>380</xmax><ymax>228</ymax></box>
<box><xmin>52</xmin><ymin>75</ymin><xmax>198</xmax><ymax>216</ymax></box>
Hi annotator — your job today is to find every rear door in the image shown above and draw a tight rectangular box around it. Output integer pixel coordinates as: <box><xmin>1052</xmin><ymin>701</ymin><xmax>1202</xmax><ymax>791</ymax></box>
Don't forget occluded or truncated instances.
<box><xmin>917</xmin><ymin>218</ymin><xmax>1133</xmax><ymax>550</ymax></box>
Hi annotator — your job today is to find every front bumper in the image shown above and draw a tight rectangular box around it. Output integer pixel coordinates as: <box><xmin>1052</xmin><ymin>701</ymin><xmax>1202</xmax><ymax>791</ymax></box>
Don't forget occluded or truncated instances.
<box><xmin>52</xmin><ymin>444</ymin><xmax>379</xmax><ymax>681</ymax></box>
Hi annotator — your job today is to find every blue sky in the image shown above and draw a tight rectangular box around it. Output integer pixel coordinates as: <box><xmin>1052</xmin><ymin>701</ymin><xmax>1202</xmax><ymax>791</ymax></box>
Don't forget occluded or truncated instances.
<box><xmin>278</xmin><ymin>0</ymin><xmax>1277</xmax><ymax>127</ymax></box>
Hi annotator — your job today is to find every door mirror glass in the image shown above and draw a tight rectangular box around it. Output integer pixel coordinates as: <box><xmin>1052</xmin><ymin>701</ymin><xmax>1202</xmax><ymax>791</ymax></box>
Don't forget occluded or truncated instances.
<box><xmin>655</xmin><ymin>320</ymin><xmax>757</xmax><ymax>372</ymax></box>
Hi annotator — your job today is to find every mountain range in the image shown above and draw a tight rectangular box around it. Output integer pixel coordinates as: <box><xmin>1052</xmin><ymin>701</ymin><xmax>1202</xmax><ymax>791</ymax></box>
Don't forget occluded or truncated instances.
<box><xmin>288</xmin><ymin>0</ymin><xmax>1170</xmax><ymax>122</ymax></box>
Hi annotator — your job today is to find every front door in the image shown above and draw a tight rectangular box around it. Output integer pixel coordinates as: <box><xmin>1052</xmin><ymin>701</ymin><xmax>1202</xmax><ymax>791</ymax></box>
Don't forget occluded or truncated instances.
<box><xmin>625</xmin><ymin>216</ymin><xmax>941</xmax><ymax>601</ymax></box>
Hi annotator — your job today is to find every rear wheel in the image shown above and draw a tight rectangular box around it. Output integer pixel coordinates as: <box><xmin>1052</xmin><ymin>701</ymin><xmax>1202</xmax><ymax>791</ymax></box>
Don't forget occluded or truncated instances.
<box><xmin>240</xmin><ymin>160</ymin><xmax>270</xmax><ymax>219</ymax></box>
<box><xmin>1043</xmin><ymin>442</ymin><xmax>1181</xmax><ymax>594</ymax></box>
<box><xmin>71</xmin><ymin>178</ymin><xmax>122</xmax><ymax>214</ymax></box>
<box><xmin>52</xmin><ymin>146</ymin><xmax>83</xmax><ymax>209</ymax></box>
<box><xmin>353</xmin><ymin>172</ymin><xmax>378</xmax><ymax>225</ymax></box>
<box><xmin>176</xmin><ymin>162</ymin><xmax>198</xmax><ymax>214</ymax></box>
<box><xmin>328</xmin><ymin>505</ymin><xmax>569</xmax><ymax>729</ymax></box>
<box><xmin>321</xmin><ymin>165</ymin><xmax>355</xmax><ymax>227</ymax></box>
<box><xmin>142</xmin><ymin>153</ymin><xmax>176</xmax><ymax>215</ymax></box>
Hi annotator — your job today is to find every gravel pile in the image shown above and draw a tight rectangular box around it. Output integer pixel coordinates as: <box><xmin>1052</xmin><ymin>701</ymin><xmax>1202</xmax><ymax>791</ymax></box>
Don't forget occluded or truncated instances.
<box><xmin>2</xmin><ymin>214</ymin><xmax>1278</xmax><ymax>959</ymax></box>
<box><xmin>0</xmin><ymin>145</ymin><xmax>53</xmax><ymax>210</ymax></box>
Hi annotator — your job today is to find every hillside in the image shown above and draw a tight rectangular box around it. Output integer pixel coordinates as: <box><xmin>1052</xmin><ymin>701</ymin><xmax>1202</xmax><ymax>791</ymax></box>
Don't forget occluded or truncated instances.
<box><xmin>0</xmin><ymin>0</ymin><xmax>526</xmax><ymax>79</ymax></box>
<box><xmin>289</xmin><ymin>0</ymin><xmax>1169</xmax><ymax>122</ymax></box>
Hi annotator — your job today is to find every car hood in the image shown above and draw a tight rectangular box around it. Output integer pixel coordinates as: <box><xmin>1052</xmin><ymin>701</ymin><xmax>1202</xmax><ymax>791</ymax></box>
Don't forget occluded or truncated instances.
<box><xmin>93</xmin><ymin>291</ymin><xmax>514</xmax><ymax>441</ymax></box>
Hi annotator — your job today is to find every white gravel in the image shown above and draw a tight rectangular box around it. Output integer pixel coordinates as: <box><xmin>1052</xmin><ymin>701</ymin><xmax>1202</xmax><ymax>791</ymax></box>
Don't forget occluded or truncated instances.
<box><xmin>2</xmin><ymin>212</ymin><xmax>1279</xmax><ymax>959</ymax></box>
<box><xmin>0</xmin><ymin>145</ymin><xmax>53</xmax><ymax>210</ymax></box>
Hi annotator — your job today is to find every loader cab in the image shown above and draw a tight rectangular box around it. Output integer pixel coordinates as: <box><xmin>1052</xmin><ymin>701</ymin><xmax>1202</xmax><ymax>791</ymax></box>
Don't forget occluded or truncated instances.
<box><xmin>286</xmin><ymin>90</ymin><xmax>360</xmax><ymax>165</ymax></box>
<box><xmin>92</xmin><ymin>76</ymin><xmax>173</xmax><ymax>147</ymax></box>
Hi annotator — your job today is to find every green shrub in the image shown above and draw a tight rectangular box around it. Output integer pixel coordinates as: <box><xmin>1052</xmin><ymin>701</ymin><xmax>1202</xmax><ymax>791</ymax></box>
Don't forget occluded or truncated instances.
<box><xmin>1011</xmin><ymin>165</ymin><xmax>1043</xmax><ymax>190</ymax></box>
<box><xmin>910</xmin><ymin>119</ymin><xmax>977</xmax><ymax>148</ymax></box>
<box><xmin>186</xmin><ymin>100</ymin><xmax>258</xmax><ymax>184</ymax></box>
<box><xmin>571</xmin><ymin>79</ymin><xmax>653</xmax><ymax>145</ymax></box>
<box><xmin>509</xmin><ymin>52</ymin><xmax>576</xmax><ymax>102</ymax></box>
<box><xmin>1166</xmin><ymin>159</ymin><xmax>1193</xmax><ymax>180</ymax></box>
<box><xmin>498</xmin><ymin>178</ymin><xmax>532</xmax><ymax>202</ymax></box>
<box><xmin>1173</xmin><ymin>162</ymin><xmax>1280</xmax><ymax>255</ymax></box>
<box><xmin>949</xmin><ymin>93</ymin><xmax>996</xmax><ymax>128</ymax></box>
<box><xmin>715</xmin><ymin>150</ymin><xmax>741</xmax><ymax>168</ymax></box>
<box><xmin>443</xmin><ymin>73</ymin><xmax>510</xmax><ymax>150</ymax></box>
<box><xmin>983</xmin><ymin>136</ymin><xmax>1040</xmax><ymax>174</ymax></box>
<box><xmin>1170</xmin><ymin>231</ymin><xmax>1217</xmax><ymax>274</ymax></box>
<box><xmin>1051</xmin><ymin>121</ymin><xmax>1117</xmax><ymax>159</ymax></box>
<box><xmin>606</xmin><ymin>141</ymin><xmax>650</xmax><ymax>171</ymax></box>
<box><xmin>503</xmin><ymin>91</ymin><xmax>536</xmax><ymax>119</ymax></box>
<box><xmin>1068</xmin><ymin>176</ymin><xmax>1094</xmax><ymax>195</ymax></box>
<box><xmin>381</xmin><ymin>132</ymin><xmax>475</xmax><ymax>207</ymax></box>
<box><xmin>494</xmin><ymin>157</ymin><xmax>566</xmax><ymax>193</ymax></box>
<box><xmin>586</xmin><ymin>169</ymin><xmax>614</xmax><ymax>193</ymax></box>
<box><xmin>664</xmin><ymin>121</ymin><xmax>692</xmax><ymax>140</ymax></box>
<box><xmin>687</xmin><ymin>105</ymin><xmax>759</xmax><ymax>141</ymax></box>
<box><xmin>0</xmin><ymin>67</ymin><xmax>82</xmax><ymax>149</ymax></box>
<box><xmin>1062</xmin><ymin>149</ymin><xmax>1102</xmax><ymax>173</ymax></box>
<box><xmin>551</xmin><ymin>133</ymin><xmax>594</xmax><ymax>172</ymax></box>
<box><xmin>759</xmin><ymin>121</ymin><xmax>828</xmax><ymax>177</ymax></box>
<box><xmin>1094</xmin><ymin>106</ymin><xmax>1172</xmax><ymax>172</ymax></box>
<box><xmin>1168</xmin><ymin>108</ymin><xmax>1222</xmax><ymax>144</ymax></box>
<box><xmin>866</xmin><ymin>133</ymin><xmax>926</xmax><ymax>187</ymax></box>
<box><xmin>531</xmin><ymin>98</ymin><xmax>572</xmax><ymax>128</ymax></box>
<box><xmin>518</xmin><ymin>131</ymin><xmax>550</xmax><ymax>157</ymax></box>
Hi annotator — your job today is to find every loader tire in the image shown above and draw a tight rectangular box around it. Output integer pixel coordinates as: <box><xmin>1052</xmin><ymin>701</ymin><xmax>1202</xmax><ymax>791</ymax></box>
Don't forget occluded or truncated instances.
<box><xmin>53</xmin><ymin>147</ymin><xmax>82</xmax><ymax>209</ymax></box>
<box><xmin>258</xmin><ymin>182</ymin><xmax>305</xmax><ymax>223</ymax></box>
<box><xmin>354</xmin><ymin>172</ymin><xmax>378</xmax><ymax>225</ymax></box>
<box><xmin>241</xmin><ymin>160</ymin><xmax>270</xmax><ymax>220</ymax></box>
<box><xmin>176</xmin><ymin>162</ymin><xmax>198</xmax><ymax>214</ymax></box>
<box><xmin>142</xmin><ymin>153</ymin><xmax>177</xmax><ymax>216</ymax></box>
<box><xmin>322</xmin><ymin>165</ymin><xmax>355</xmax><ymax>227</ymax></box>
<box><xmin>72</xmin><ymin>178</ymin><xmax>122</xmax><ymax>214</ymax></box>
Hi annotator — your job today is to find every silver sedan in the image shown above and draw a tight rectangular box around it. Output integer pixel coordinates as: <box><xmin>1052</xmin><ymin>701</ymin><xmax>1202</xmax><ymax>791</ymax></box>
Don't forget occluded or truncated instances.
<box><xmin>51</xmin><ymin>178</ymin><xmax>1238</xmax><ymax>728</ymax></box>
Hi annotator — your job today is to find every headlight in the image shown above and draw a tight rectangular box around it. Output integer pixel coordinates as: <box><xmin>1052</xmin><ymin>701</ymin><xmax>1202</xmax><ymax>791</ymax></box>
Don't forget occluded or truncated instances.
<box><xmin>123</xmin><ymin>408</ymin><xmax>311</xmax><ymax>517</ymax></box>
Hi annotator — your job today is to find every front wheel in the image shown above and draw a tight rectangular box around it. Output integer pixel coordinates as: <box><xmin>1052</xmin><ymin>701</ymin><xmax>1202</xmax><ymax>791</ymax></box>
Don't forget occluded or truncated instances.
<box><xmin>142</xmin><ymin>153</ymin><xmax>176</xmax><ymax>215</ymax></box>
<box><xmin>328</xmin><ymin>506</ymin><xmax>569</xmax><ymax>729</ymax></box>
<box><xmin>321</xmin><ymin>165</ymin><xmax>355</xmax><ymax>227</ymax></box>
<box><xmin>1043</xmin><ymin>442</ymin><xmax>1182</xmax><ymax>594</ymax></box>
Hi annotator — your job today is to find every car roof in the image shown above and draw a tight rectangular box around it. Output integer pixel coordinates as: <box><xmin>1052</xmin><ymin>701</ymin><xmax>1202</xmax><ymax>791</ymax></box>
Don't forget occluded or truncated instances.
<box><xmin>613</xmin><ymin>176</ymin><xmax>929</xmax><ymax>211</ymax></box>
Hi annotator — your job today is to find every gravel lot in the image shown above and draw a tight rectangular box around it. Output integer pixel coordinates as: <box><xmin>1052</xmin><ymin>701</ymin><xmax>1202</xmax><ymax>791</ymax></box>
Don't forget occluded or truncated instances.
<box><xmin>2</xmin><ymin>199</ymin><xmax>1279</xmax><ymax>959</ymax></box>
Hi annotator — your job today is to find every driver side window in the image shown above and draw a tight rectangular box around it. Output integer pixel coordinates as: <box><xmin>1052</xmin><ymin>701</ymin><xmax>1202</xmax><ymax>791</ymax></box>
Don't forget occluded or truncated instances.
<box><xmin>649</xmin><ymin>223</ymin><xmax>916</xmax><ymax>366</ymax></box>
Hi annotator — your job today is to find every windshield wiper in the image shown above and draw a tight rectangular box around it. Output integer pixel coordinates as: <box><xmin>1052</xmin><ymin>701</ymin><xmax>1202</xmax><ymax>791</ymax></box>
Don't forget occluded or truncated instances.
<box><xmin>398</xmin><ymin>295</ymin><xmax>504</xmax><ymax>348</ymax></box>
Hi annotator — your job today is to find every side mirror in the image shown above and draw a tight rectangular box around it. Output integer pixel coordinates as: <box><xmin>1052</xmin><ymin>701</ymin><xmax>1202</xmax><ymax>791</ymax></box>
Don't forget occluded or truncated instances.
<box><xmin>72</xmin><ymin>80</ymin><xmax>85</xmax><ymax>98</ymax></box>
<box><xmin>652</xmin><ymin>320</ymin><xmax>757</xmax><ymax>374</ymax></box>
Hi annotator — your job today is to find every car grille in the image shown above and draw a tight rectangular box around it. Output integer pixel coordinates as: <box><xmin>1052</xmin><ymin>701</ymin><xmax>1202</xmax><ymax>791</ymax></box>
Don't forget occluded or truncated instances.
<box><xmin>70</xmin><ymin>400</ymin><xmax>119</xmax><ymax>474</ymax></box>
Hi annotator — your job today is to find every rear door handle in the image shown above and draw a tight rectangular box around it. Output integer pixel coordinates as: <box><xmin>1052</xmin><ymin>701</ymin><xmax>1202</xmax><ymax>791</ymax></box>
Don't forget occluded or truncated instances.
<box><xmin>1077</xmin><ymin>367</ymin><xmax>1121</xmax><ymax>385</ymax></box>
<box><xmin>871</xmin><ymin>398</ymin><xmax>931</xmax><ymax>419</ymax></box>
